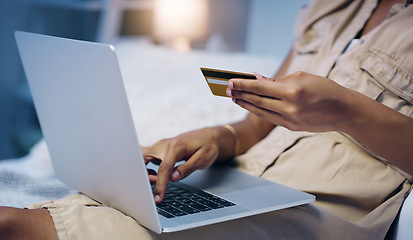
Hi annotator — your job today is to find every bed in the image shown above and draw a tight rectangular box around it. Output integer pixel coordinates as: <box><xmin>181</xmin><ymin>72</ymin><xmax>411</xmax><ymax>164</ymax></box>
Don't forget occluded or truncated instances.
<box><xmin>0</xmin><ymin>39</ymin><xmax>411</xmax><ymax>239</ymax></box>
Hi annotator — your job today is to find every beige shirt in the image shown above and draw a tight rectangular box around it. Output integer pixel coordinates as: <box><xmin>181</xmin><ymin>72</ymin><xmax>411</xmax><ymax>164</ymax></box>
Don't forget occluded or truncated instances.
<box><xmin>235</xmin><ymin>0</ymin><xmax>413</xmax><ymax>237</ymax></box>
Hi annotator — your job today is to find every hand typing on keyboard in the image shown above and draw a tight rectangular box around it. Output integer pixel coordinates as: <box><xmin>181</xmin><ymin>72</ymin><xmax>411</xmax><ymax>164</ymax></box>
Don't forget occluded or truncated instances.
<box><xmin>141</xmin><ymin>125</ymin><xmax>238</xmax><ymax>204</ymax></box>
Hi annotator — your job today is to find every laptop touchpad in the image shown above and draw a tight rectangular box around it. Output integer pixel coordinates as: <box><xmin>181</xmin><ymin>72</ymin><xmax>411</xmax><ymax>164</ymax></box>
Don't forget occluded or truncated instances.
<box><xmin>180</xmin><ymin>164</ymin><xmax>271</xmax><ymax>195</ymax></box>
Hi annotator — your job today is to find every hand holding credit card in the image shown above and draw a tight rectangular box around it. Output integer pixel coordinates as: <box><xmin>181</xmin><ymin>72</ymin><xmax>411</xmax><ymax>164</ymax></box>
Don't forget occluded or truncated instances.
<box><xmin>200</xmin><ymin>67</ymin><xmax>257</xmax><ymax>97</ymax></box>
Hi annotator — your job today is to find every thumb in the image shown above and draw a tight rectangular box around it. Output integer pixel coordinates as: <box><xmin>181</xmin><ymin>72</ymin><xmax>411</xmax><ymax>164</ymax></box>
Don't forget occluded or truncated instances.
<box><xmin>169</xmin><ymin>156</ymin><xmax>200</xmax><ymax>182</ymax></box>
<box><xmin>170</xmin><ymin>162</ymin><xmax>196</xmax><ymax>182</ymax></box>
<box><xmin>252</xmin><ymin>72</ymin><xmax>265</xmax><ymax>79</ymax></box>
<box><xmin>170</xmin><ymin>148</ymin><xmax>215</xmax><ymax>182</ymax></box>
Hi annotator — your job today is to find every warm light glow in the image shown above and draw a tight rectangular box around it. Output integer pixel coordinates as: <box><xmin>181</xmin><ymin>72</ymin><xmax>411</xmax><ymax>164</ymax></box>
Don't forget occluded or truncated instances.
<box><xmin>153</xmin><ymin>0</ymin><xmax>209</xmax><ymax>51</ymax></box>
<box><xmin>171</xmin><ymin>37</ymin><xmax>191</xmax><ymax>52</ymax></box>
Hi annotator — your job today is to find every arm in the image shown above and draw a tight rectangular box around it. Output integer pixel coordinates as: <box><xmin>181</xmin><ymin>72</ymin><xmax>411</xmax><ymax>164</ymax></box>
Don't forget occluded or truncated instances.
<box><xmin>142</xmin><ymin>109</ymin><xmax>274</xmax><ymax>204</ymax></box>
<box><xmin>143</xmin><ymin>49</ymin><xmax>294</xmax><ymax>203</ymax></box>
<box><xmin>340</xmin><ymin>88</ymin><xmax>413</xmax><ymax>175</ymax></box>
<box><xmin>227</xmin><ymin>71</ymin><xmax>413</xmax><ymax>176</ymax></box>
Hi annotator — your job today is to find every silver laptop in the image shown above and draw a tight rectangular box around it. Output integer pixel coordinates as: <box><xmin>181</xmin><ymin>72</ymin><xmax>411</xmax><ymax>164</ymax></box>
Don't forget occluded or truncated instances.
<box><xmin>15</xmin><ymin>31</ymin><xmax>315</xmax><ymax>234</ymax></box>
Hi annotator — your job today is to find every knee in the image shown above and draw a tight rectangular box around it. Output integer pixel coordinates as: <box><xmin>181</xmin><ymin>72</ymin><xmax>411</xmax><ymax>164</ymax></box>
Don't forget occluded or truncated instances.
<box><xmin>0</xmin><ymin>207</ymin><xmax>58</xmax><ymax>240</ymax></box>
<box><xmin>0</xmin><ymin>207</ymin><xmax>19</xmax><ymax>237</ymax></box>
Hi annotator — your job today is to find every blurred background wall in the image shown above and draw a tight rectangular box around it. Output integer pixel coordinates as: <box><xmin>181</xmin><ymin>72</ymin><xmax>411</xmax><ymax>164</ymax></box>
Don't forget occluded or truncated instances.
<box><xmin>0</xmin><ymin>0</ymin><xmax>307</xmax><ymax>160</ymax></box>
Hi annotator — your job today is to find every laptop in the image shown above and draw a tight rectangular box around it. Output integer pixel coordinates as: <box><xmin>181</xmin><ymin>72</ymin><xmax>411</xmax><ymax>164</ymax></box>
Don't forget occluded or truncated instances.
<box><xmin>15</xmin><ymin>31</ymin><xmax>315</xmax><ymax>234</ymax></box>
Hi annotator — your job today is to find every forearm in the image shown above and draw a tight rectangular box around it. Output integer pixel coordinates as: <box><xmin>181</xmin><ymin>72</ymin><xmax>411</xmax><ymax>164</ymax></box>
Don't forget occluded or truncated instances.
<box><xmin>212</xmin><ymin>114</ymin><xmax>275</xmax><ymax>161</ymax></box>
<box><xmin>340</xmin><ymin>89</ymin><xmax>413</xmax><ymax>175</ymax></box>
<box><xmin>214</xmin><ymin>48</ymin><xmax>294</xmax><ymax>160</ymax></box>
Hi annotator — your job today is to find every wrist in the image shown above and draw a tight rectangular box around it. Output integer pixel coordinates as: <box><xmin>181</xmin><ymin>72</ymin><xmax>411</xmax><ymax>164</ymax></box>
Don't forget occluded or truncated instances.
<box><xmin>224</xmin><ymin>124</ymin><xmax>239</xmax><ymax>156</ymax></box>
<box><xmin>336</xmin><ymin>88</ymin><xmax>397</xmax><ymax>141</ymax></box>
<box><xmin>208</xmin><ymin>125</ymin><xmax>239</xmax><ymax>160</ymax></box>
<box><xmin>333</xmin><ymin>88</ymin><xmax>367</xmax><ymax>135</ymax></box>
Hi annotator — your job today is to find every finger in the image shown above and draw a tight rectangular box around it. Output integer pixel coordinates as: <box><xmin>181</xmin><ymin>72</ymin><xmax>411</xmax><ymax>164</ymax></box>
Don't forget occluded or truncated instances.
<box><xmin>251</xmin><ymin>72</ymin><xmax>278</xmax><ymax>82</ymax></box>
<box><xmin>143</xmin><ymin>155</ymin><xmax>162</xmax><ymax>165</ymax></box>
<box><xmin>143</xmin><ymin>156</ymin><xmax>153</xmax><ymax>165</ymax></box>
<box><xmin>142</xmin><ymin>151</ymin><xmax>163</xmax><ymax>166</ymax></box>
<box><xmin>234</xmin><ymin>98</ymin><xmax>296</xmax><ymax>129</ymax></box>
<box><xmin>149</xmin><ymin>175</ymin><xmax>158</xmax><ymax>183</ymax></box>
<box><xmin>231</xmin><ymin>89</ymin><xmax>295</xmax><ymax>118</ymax></box>
<box><xmin>252</xmin><ymin>72</ymin><xmax>266</xmax><ymax>80</ymax></box>
<box><xmin>142</xmin><ymin>147</ymin><xmax>158</xmax><ymax>165</ymax></box>
<box><xmin>170</xmin><ymin>146</ymin><xmax>217</xmax><ymax>182</ymax></box>
<box><xmin>141</xmin><ymin>147</ymin><xmax>152</xmax><ymax>164</ymax></box>
<box><xmin>141</xmin><ymin>142</ymin><xmax>167</xmax><ymax>165</ymax></box>
<box><xmin>228</xmin><ymin>78</ymin><xmax>289</xmax><ymax>100</ymax></box>
<box><xmin>154</xmin><ymin>141</ymin><xmax>186</xmax><ymax>203</ymax></box>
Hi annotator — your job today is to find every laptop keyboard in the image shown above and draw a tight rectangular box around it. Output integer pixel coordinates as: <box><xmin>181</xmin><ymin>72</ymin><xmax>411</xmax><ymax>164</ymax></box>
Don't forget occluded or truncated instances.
<box><xmin>151</xmin><ymin>183</ymin><xmax>236</xmax><ymax>218</ymax></box>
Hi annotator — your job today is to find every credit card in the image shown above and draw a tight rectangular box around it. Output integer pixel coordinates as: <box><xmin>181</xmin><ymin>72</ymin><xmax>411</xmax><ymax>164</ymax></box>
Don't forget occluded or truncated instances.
<box><xmin>200</xmin><ymin>67</ymin><xmax>256</xmax><ymax>97</ymax></box>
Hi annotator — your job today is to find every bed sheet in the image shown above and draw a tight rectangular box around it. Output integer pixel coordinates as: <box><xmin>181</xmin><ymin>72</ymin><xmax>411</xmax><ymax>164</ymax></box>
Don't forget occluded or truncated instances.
<box><xmin>0</xmin><ymin>39</ymin><xmax>280</xmax><ymax>208</ymax></box>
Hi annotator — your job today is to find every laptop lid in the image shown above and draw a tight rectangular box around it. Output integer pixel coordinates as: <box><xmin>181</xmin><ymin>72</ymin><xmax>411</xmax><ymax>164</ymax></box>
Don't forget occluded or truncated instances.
<box><xmin>15</xmin><ymin>31</ymin><xmax>162</xmax><ymax>233</ymax></box>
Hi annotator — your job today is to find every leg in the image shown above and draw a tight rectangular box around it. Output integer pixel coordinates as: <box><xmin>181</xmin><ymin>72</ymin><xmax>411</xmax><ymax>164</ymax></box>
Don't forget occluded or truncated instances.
<box><xmin>0</xmin><ymin>207</ymin><xmax>58</xmax><ymax>240</ymax></box>
<box><xmin>26</xmin><ymin>193</ymin><xmax>378</xmax><ymax>240</ymax></box>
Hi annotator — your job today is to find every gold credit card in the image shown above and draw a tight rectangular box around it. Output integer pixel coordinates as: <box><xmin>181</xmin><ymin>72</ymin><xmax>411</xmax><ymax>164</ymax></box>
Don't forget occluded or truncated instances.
<box><xmin>200</xmin><ymin>67</ymin><xmax>256</xmax><ymax>97</ymax></box>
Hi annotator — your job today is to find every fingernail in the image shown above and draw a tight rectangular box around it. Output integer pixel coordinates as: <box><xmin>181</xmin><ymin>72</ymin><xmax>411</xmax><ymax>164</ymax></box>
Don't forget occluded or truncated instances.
<box><xmin>226</xmin><ymin>88</ymin><xmax>232</xmax><ymax>97</ymax></box>
<box><xmin>252</xmin><ymin>72</ymin><xmax>263</xmax><ymax>79</ymax></box>
<box><xmin>232</xmin><ymin>98</ymin><xmax>237</xmax><ymax>103</ymax></box>
<box><xmin>227</xmin><ymin>81</ymin><xmax>233</xmax><ymax>89</ymax></box>
<box><xmin>171</xmin><ymin>170</ymin><xmax>180</xmax><ymax>181</ymax></box>
<box><xmin>154</xmin><ymin>194</ymin><xmax>161</xmax><ymax>203</ymax></box>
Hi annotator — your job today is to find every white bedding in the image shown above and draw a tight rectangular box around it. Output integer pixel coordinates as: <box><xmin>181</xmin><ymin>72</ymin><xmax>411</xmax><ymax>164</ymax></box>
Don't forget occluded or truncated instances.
<box><xmin>0</xmin><ymin>39</ymin><xmax>280</xmax><ymax>208</ymax></box>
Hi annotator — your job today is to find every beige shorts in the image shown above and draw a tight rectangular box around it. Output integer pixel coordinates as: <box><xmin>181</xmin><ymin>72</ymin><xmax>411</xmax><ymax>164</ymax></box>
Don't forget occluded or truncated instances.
<box><xmin>28</xmin><ymin>130</ymin><xmax>409</xmax><ymax>239</ymax></box>
<box><xmin>29</xmin><ymin>193</ymin><xmax>374</xmax><ymax>240</ymax></box>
